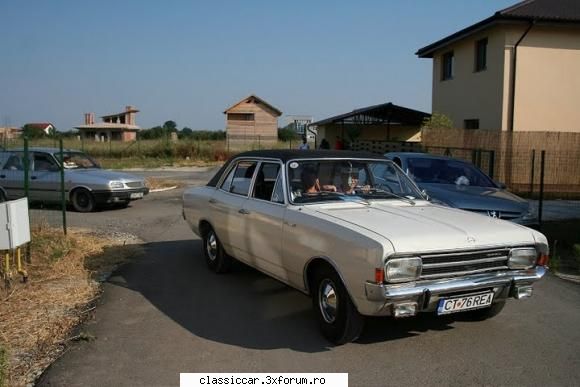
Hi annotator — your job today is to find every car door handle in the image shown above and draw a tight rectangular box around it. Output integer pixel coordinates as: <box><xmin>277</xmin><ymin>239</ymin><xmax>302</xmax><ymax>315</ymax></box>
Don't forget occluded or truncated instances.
<box><xmin>209</xmin><ymin>198</ymin><xmax>217</xmax><ymax>204</ymax></box>
<box><xmin>238</xmin><ymin>208</ymin><xmax>250</xmax><ymax>215</ymax></box>
<box><xmin>284</xmin><ymin>221</ymin><xmax>296</xmax><ymax>227</ymax></box>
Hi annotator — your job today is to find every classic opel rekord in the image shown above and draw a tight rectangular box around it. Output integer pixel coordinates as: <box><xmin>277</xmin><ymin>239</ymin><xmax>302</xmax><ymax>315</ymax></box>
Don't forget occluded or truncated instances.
<box><xmin>182</xmin><ymin>150</ymin><xmax>548</xmax><ymax>344</ymax></box>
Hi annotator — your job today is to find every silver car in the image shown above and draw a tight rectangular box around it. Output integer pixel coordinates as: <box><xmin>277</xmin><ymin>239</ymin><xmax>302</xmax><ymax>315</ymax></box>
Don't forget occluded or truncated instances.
<box><xmin>385</xmin><ymin>152</ymin><xmax>538</xmax><ymax>227</ymax></box>
<box><xmin>0</xmin><ymin>147</ymin><xmax>149</xmax><ymax>212</ymax></box>
<box><xmin>183</xmin><ymin>150</ymin><xmax>548</xmax><ymax>344</ymax></box>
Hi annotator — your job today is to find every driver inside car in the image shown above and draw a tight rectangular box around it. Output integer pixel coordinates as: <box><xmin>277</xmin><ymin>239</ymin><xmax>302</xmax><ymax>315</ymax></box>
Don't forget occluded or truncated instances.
<box><xmin>301</xmin><ymin>167</ymin><xmax>337</xmax><ymax>194</ymax></box>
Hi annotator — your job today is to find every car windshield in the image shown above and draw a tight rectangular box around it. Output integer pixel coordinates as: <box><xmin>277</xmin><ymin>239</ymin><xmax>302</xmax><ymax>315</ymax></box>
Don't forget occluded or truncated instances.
<box><xmin>53</xmin><ymin>152</ymin><xmax>101</xmax><ymax>169</ymax></box>
<box><xmin>407</xmin><ymin>157</ymin><xmax>496</xmax><ymax>188</ymax></box>
<box><xmin>287</xmin><ymin>159</ymin><xmax>424</xmax><ymax>204</ymax></box>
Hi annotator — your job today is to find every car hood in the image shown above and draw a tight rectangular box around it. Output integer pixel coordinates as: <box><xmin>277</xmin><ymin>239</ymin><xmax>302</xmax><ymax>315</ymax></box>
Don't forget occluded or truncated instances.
<box><xmin>420</xmin><ymin>183</ymin><xmax>529</xmax><ymax>212</ymax></box>
<box><xmin>65</xmin><ymin>168</ymin><xmax>143</xmax><ymax>182</ymax></box>
<box><xmin>313</xmin><ymin>202</ymin><xmax>536</xmax><ymax>254</ymax></box>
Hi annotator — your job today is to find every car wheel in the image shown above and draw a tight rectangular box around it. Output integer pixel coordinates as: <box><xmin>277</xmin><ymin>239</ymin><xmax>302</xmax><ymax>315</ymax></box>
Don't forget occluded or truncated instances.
<box><xmin>463</xmin><ymin>300</ymin><xmax>506</xmax><ymax>321</ymax></box>
<box><xmin>71</xmin><ymin>188</ymin><xmax>96</xmax><ymax>212</ymax></box>
<box><xmin>202</xmin><ymin>227</ymin><xmax>232</xmax><ymax>273</ymax></box>
<box><xmin>312</xmin><ymin>265</ymin><xmax>364</xmax><ymax>345</ymax></box>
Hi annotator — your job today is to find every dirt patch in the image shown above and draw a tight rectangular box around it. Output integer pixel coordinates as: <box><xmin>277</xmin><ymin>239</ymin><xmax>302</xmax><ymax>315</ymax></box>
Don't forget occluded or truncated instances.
<box><xmin>0</xmin><ymin>224</ymin><xmax>143</xmax><ymax>387</ymax></box>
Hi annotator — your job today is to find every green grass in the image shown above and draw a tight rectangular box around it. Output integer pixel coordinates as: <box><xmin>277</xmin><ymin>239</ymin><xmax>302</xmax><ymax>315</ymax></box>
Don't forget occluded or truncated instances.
<box><xmin>541</xmin><ymin>220</ymin><xmax>580</xmax><ymax>275</ymax></box>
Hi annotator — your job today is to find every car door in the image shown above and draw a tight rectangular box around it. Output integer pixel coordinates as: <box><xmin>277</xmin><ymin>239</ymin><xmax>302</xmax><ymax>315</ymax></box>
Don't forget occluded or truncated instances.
<box><xmin>0</xmin><ymin>152</ymin><xmax>27</xmax><ymax>200</ymax></box>
<box><xmin>30</xmin><ymin>152</ymin><xmax>61</xmax><ymax>202</ymax></box>
<box><xmin>210</xmin><ymin>159</ymin><xmax>258</xmax><ymax>263</ymax></box>
<box><xmin>242</xmin><ymin>161</ymin><xmax>287</xmax><ymax>280</ymax></box>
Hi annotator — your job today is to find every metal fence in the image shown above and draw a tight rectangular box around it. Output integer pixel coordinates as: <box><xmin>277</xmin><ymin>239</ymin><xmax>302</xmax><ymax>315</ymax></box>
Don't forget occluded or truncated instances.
<box><xmin>1</xmin><ymin>137</ymin><xmax>67</xmax><ymax>234</ymax></box>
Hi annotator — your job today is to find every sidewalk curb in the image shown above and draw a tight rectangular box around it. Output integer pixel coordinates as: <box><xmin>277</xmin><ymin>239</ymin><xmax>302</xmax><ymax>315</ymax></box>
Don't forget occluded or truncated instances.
<box><xmin>554</xmin><ymin>271</ymin><xmax>580</xmax><ymax>284</ymax></box>
<box><xmin>149</xmin><ymin>186</ymin><xmax>178</xmax><ymax>193</ymax></box>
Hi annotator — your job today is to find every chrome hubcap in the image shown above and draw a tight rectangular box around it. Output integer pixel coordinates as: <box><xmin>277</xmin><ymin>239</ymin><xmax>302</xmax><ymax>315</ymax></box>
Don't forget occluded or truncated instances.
<box><xmin>319</xmin><ymin>279</ymin><xmax>338</xmax><ymax>324</ymax></box>
<box><xmin>206</xmin><ymin>232</ymin><xmax>217</xmax><ymax>261</ymax></box>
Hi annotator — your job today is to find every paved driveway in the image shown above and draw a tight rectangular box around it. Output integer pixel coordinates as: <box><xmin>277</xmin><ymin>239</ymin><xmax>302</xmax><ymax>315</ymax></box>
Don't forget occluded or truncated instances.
<box><xmin>37</xmin><ymin>170</ymin><xmax>580</xmax><ymax>387</ymax></box>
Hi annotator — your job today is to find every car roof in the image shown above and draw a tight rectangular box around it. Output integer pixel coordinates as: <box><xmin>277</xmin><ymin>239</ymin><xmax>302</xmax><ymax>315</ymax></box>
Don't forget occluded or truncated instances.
<box><xmin>234</xmin><ymin>149</ymin><xmax>384</xmax><ymax>162</ymax></box>
<box><xmin>386</xmin><ymin>152</ymin><xmax>464</xmax><ymax>162</ymax></box>
<box><xmin>4</xmin><ymin>147</ymin><xmax>82</xmax><ymax>153</ymax></box>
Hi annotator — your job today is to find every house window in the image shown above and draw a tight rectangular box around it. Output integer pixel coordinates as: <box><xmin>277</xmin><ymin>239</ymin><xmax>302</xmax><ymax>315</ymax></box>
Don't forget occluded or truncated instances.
<box><xmin>227</xmin><ymin>113</ymin><xmax>254</xmax><ymax>121</ymax></box>
<box><xmin>464</xmin><ymin>119</ymin><xmax>480</xmax><ymax>130</ymax></box>
<box><xmin>441</xmin><ymin>51</ymin><xmax>454</xmax><ymax>80</ymax></box>
<box><xmin>475</xmin><ymin>38</ymin><xmax>487</xmax><ymax>72</ymax></box>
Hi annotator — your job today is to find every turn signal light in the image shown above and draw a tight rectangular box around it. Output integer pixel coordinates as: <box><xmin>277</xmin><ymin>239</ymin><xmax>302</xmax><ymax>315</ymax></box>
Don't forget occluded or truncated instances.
<box><xmin>537</xmin><ymin>254</ymin><xmax>550</xmax><ymax>266</ymax></box>
<box><xmin>375</xmin><ymin>268</ymin><xmax>384</xmax><ymax>284</ymax></box>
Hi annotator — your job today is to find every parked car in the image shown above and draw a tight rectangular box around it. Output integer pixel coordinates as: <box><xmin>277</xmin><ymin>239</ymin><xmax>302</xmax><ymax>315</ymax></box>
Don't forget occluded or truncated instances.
<box><xmin>385</xmin><ymin>152</ymin><xmax>538</xmax><ymax>227</ymax></box>
<box><xmin>0</xmin><ymin>147</ymin><xmax>149</xmax><ymax>212</ymax></box>
<box><xmin>183</xmin><ymin>150</ymin><xmax>548</xmax><ymax>344</ymax></box>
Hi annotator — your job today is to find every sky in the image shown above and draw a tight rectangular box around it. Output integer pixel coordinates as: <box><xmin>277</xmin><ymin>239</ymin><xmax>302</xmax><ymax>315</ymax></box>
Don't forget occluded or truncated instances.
<box><xmin>0</xmin><ymin>0</ymin><xmax>515</xmax><ymax>131</ymax></box>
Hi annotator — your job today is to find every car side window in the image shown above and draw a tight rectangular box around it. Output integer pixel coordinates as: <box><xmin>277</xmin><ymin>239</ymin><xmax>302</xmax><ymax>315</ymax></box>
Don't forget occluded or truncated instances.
<box><xmin>252</xmin><ymin>162</ymin><xmax>282</xmax><ymax>203</ymax></box>
<box><xmin>220</xmin><ymin>160</ymin><xmax>257</xmax><ymax>196</ymax></box>
<box><xmin>3</xmin><ymin>153</ymin><xmax>24</xmax><ymax>171</ymax></box>
<box><xmin>33</xmin><ymin>153</ymin><xmax>58</xmax><ymax>172</ymax></box>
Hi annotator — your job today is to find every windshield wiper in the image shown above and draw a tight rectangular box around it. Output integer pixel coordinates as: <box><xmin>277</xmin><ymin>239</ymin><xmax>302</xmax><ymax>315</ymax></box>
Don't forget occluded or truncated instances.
<box><xmin>361</xmin><ymin>188</ymin><xmax>416</xmax><ymax>206</ymax></box>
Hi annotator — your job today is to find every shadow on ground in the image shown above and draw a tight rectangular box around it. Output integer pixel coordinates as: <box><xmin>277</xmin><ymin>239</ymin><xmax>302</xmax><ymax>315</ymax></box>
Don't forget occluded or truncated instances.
<box><xmin>99</xmin><ymin>239</ymin><xmax>465</xmax><ymax>353</ymax></box>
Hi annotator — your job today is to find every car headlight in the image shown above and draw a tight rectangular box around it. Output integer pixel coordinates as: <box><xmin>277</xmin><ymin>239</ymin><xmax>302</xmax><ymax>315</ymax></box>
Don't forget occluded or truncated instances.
<box><xmin>109</xmin><ymin>181</ymin><xmax>125</xmax><ymax>189</ymax></box>
<box><xmin>508</xmin><ymin>248</ymin><xmax>537</xmax><ymax>269</ymax></box>
<box><xmin>385</xmin><ymin>257</ymin><xmax>422</xmax><ymax>283</ymax></box>
<box><xmin>522</xmin><ymin>203</ymin><xmax>538</xmax><ymax>220</ymax></box>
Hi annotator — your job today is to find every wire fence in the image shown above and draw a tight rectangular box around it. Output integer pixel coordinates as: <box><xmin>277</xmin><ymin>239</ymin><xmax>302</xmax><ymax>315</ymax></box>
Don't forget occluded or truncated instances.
<box><xmin>0</xmin><ymin>137</ymin><xmax>67</xmax><ymax>234</ymax></box>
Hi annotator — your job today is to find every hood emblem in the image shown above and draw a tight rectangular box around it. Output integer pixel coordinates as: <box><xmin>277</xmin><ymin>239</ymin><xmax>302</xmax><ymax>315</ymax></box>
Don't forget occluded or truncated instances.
<box><xmin>467</xmin><ymin>236</ymin><xmax>477</xmax><ymax>243</ymax></box>
<box><xmin>487</xmin><ymin>210</ymin><xmax>500</xmax><ymax>218</ymax></box>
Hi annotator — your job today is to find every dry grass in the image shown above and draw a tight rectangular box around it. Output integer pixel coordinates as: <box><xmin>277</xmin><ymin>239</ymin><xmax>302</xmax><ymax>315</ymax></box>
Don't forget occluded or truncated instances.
<box><xmin>0</xmin><ymin>224</ymin><xmax>143</xmax><ymax>387</ymax></box>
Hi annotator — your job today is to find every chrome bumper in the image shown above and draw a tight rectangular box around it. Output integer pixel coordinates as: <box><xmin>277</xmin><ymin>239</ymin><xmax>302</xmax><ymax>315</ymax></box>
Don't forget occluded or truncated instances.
<box><xmin>365</xmin><ymin>266</ymin><xmax>546</xmax><ymax>310</ymax></box>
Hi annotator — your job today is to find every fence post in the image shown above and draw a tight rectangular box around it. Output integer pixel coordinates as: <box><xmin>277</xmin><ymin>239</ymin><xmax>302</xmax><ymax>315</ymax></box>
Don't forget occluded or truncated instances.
<box><xmin>529</xmin><ymin>149</ymin><xmax>536</xmax><ymax>197</ymax></box>
<box><xmin>23</xmin><ymin>137</ymin><xmax>29</xmax><ymax>198</ymax></box>
<box><xmin>538</xmin><ymin>150</ymin><xmax>545</xmax><ymax>228</ymax></box>
<box><xmin>59</xmin><ymin>138</ymin><xmax>67</xmax><ymax>235</ymax></box>
<box><xmin>489</xmin><ymin>150</ymin><xmax>495</xmax><ymax>179</ymax></box>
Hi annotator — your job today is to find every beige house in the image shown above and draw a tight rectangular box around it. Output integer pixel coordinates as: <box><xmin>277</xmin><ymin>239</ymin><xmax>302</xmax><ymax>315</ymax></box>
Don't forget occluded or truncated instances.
<box><xmin>416</xmin><ymin>0</ymin><xmax>580</xmax><ymax>132</ymax></box>
<box><xmin>224</xmin><ymin>95</ymin><xmax>282</xmax><ymax>142</ymax></box>
<box><xmin>0</xmin><ymin>127</ymin><xmax>22</xmax><ymax>140</ymax></box>
<box><xmin>75</xmin><ymin>106</ymin><xmax>141</xmax><ymax>141</ymax></box>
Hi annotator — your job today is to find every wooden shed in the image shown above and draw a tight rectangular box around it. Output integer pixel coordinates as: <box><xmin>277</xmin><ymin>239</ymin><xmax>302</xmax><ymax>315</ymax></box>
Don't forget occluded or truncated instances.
<box><xmin>224</xmin><ymin>95</ymin><xmax>282</xmax><ymax>142</ymax></box>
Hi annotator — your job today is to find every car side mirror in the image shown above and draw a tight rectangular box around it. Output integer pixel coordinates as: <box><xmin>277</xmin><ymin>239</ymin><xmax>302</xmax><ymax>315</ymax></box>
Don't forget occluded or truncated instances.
<box><xmin>421</xmin><ymin>189</ymin><xmax>430</xmax><ymax>201</ymax></box>
<box><xmin>496</xmin><ymin>182</ymin><xmax>506</xmax><ymax>189</ymax></box>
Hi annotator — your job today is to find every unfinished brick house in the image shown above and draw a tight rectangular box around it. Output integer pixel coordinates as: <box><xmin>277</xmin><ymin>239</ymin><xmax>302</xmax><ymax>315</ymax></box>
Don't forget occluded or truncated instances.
<box><xmin>75</xmin><ymin>106</ymin><xmax>141</xmax><ymax>141</ymax></box>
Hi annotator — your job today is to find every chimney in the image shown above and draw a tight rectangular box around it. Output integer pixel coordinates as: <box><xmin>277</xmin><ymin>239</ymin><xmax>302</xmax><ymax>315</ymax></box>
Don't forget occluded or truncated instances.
<box><xmin>126</xmin><ymin>106</ymin><xmax>136</xmax><ymax>125</ymax></box>
<box><xmin>84</xmin><ymin>113</ymin><xmax>95</xmax><ymax>125</ymax></box>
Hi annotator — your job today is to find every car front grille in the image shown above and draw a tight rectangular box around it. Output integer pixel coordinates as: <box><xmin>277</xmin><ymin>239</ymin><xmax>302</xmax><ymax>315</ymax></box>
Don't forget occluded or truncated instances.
<box><xmin>420</xmin><ymin>248</ymin><xmax>511</xmax><ymax>279</ymax></box>
<box><xmin>125</xmin><ymin>181</ymin><xmax>143</xmax><ymax>188</ymax></box>
<box><xmin>466</xmin><ymin>209</ymin><xmax>522</xmax><ymax>220</ymax></box>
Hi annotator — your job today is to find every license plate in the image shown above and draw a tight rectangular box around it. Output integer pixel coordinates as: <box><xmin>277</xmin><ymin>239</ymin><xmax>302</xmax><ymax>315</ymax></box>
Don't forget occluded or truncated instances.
<box><xmin>437</xmin><ymin>292</ymin><xmax>494</xmax><ymax>315</ymax></box>
<box><xmin>130</xmin><ymin>192</ymin><xmax>144</xmax><ymax>199</ymax></box>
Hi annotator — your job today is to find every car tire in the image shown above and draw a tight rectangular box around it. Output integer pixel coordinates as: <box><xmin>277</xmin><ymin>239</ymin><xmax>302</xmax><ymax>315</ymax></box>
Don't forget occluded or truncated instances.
<box><xmin>312</xmin><ymin>265</ymin><xmax>364</xmax><ymax>345</ymax></box>
<box><xmin>463</xmin><ymin>300</ymin><xmax>506</xmax><ymax>321</ymax></box>
<box><xmin>202</xmin><ymin>227</ymin><xmax>232</xmax><ymax>273</ymax></box>
<box><xmin>71</xmin><ymin>188</ymin><xmax>96</xmax><ymax>212</ymax></box>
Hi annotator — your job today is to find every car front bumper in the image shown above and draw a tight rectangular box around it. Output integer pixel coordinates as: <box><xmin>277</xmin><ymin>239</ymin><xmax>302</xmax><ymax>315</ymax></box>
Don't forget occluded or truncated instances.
<box><xmin>92</xmin><ymin>188</ymin><xmax>150</xmax><ymax>205</ymax></box>
<box><xmin>362</xmin><ymin>266</ymin><xmax>546</xmax><ymax>316</ymax></box>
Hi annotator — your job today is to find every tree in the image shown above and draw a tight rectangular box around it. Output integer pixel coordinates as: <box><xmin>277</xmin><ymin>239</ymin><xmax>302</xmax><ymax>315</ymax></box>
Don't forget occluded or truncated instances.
<box><xmin>22</xmin><ymin>124</ymin><xmax>47</xmax><ymax>138</ymax></box>
<box><xmin>421</xmin><ymin>112</ymin><xmax>454</xmax><ymax>130</ymax></box>
<box><xmin>278</xmin><ymin>125</ymin><xmax>299</xmax><ymax>142</ymax></box>
<box><xmin>163</xmin><ymin>120</ymin><xmax>178</xmax><ymax>133</ymax></box>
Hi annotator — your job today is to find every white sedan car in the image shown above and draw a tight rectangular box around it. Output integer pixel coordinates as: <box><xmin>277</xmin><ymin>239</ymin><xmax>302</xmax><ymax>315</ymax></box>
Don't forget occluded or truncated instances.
<box><xmin>183</xmin><ymin>150</ymin><xmax>548</xmax><ymax>344</ymax></box>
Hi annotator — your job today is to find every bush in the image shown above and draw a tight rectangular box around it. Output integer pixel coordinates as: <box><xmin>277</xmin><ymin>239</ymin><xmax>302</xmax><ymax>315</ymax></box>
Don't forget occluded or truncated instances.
<box><xmin>278</xmin><ymin>127</ymin><xmax>299</xmax><ymax>142</ymax></box>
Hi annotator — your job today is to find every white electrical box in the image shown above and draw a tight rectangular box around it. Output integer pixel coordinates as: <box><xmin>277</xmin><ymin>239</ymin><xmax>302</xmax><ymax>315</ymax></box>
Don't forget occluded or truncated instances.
<box><xmin>0</xmin><ymin>198</ymin><xmax>31</xmax><ymax>250</ymax></box>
